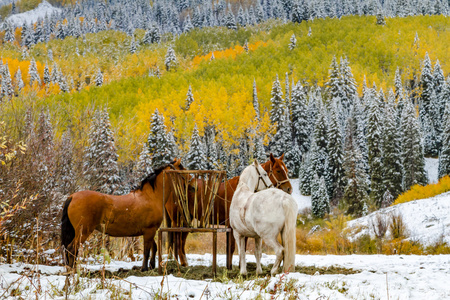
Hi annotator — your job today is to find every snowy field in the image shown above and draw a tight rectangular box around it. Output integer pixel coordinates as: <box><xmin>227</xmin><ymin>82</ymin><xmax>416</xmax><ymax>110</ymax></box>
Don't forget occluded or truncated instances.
<box><xmin>6</xmin><ymin>1</ymin><xmax>61</xmax><ymax>26</ymax></box>
<box><xmin>290</xmin><ymin>178</ymin><xmax>312</xmax><ymax>212</ymax></box>
<box><xmin>1</xmin><ymin>254</ymin><xmax>450</xmax><ymax>299</ymax></box>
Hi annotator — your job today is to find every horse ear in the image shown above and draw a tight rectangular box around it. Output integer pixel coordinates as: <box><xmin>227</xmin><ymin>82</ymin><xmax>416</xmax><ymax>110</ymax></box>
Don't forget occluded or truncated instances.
<box><xmin>253</xmin><ymin>159</ymin><xmax>259</xmax><ymax>166</ymax></box>
<box><xmin>270</xmin><ymin>153</ymin><xmax>276</xmax><ymax>164</ymax></box>
<box><xmin>176</xmin><ymin>158</ymin><xmax>182</xmax><ymax>165</ymax></box>
<box><xmin>279</xmin><ymin>153</ymin><xmax>285</xmax><ymax>161</ymax></box>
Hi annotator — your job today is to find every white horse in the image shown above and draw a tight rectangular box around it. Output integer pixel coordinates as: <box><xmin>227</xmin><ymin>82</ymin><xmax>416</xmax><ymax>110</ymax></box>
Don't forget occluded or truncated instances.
<box><xmin>230</xmin><ymin>160</ymin><xmax>298</xmax><ymax>276</ymax></box>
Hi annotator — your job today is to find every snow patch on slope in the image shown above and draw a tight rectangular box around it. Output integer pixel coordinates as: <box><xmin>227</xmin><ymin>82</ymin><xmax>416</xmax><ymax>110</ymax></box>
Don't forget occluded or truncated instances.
<box><xmin>346</xmin><ymin>192</ymin><xmax>450</xmax><ymax>246</ymax></box>
<box><xmin>290</xmin><ymin>178</ymin><xmax>311</xmax><ymax>212</ymax></box>
<box><xmin>425</xmin><ymin>157</ymin><xmax>439</xmax><ymax>183</ymax></box>
<box><xmin>6</xmin><ymin>1</ymin><xmax>61</xmax><ymax>26</ymax></box>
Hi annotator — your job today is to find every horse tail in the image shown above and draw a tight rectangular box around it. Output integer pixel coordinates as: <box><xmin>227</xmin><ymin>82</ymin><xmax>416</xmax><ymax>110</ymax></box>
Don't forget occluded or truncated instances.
<box><xmin>61</xmin><ymin>196</ymin><xmax>75</xmax><ymax>264</ymax></box>
<box><xmin>282</xmin><ymin>196</ymin><xmax>298</xmax><ymax>273</ymax></box>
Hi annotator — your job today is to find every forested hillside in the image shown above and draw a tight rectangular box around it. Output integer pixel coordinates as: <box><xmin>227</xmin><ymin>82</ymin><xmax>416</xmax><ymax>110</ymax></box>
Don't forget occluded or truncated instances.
<box><xmin>1</xmin><ymin>0</ymin><xmax>450</xmax><ymax>249</ymax></box>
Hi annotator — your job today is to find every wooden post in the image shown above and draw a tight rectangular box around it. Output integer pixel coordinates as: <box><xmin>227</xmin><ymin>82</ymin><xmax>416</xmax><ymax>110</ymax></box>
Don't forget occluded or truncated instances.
<box><xmin>212</xmin><ymin>231</ymin><xmax>217</xmax><ymax>276</ymax></box>
<box><xmin>158</xmin><ymin>230</ymin><xmax>163</xmax><ymax>275</ymax></box>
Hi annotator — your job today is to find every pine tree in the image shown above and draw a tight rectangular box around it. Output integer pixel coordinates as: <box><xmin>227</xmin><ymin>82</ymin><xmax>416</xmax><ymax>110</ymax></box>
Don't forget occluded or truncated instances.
<box><xmin>184</xmin><ymin>14</ymin><xmax>194</xmax><ymax>32</ymax></box>
<box><xmin>401</xmin><ymin>98</ymin><xmax>427</xmax><ymax>190</ymax></box>
<box><xmin>366</xmin><ymin>90</ymin><xmax>384</xmax><ymax>206</ymax></box>
<box><xmin>311</xmin><ymin>174</ymin><xmax>330</xmax><ymax>218</ymax></box>
<box><xmin>225</xmin><ymin>10</ymin><xmax>237</xmax><ymax>30</ymax></box>
<box><xmin>205</xmin><ymin>126</ymin><xmax>219</xmax><ymax>170</ymax></box>
<box><xmin>57</xmin><ymin>131</ymin><xmax>76</xmax><ymax>195</ymax></box>
<box><xmin>291</xmin><ymin>81</ymin><xmax>309</xmax><ymax>152</ymax></box>
<box><xmin>95</xmin><ymin>69</ymin><xmax>103</xmax><ymax>86</ymax></box>
<box><xmin>382</xmin><ymin>96</ymin><xmax>403</xmax><ymax>199</ymax></box>
<box><xmin>438</xmin><ymin>103</ymin><xmax>450</xmax><ymax>178</ymax></box>
<box><xmin>130</xmin><ymin>36</ymin><xmax>137</xmax><ymax>54</ymax></box>
<box><xmin>28</xmin><ymin>58</ymin><xmax>41</xmax><ymax>86</ymax></box>
<box><xmin>3</xmin><ymin>21</ymin><xmax>15</xmax><ymax>43</ymax></box>
<box><xmin>289</xmin><ymin>33</ymin><xmax>297</xmax><ymax>50</ymax></box>
<box><xmin>270</xmin><ymin>109</ymin><xmax>291</xmax><ymax>157</ymax></box>
<box><xmin>134</xmin><ymin>142</ymin><xmax>153</xmax><ymax>184</ymax></box>
<box><xmin>83</xmin><ymin>108</ymin><xmax>121</xmax><ymax>194</ymax></box>
<box><xmin>311</xmin><ymin>109</ymin><xmax>332</xmax><ymax>196</ymax></box>
<box><xmin>340</xmin><ymin>57</ymin><xmax>357</xmax><ymax>115</ymax></box>
<box><xmin>285</xmin><ymin>139</ymin><xmax>302</xmax><ymax>177</ymax></box>
<box><xmin>419</xmin><ymin>52</ymin><xmax>435</xmax><ymax>115</ymax></box>
<box><xmin>270</xmin><ymin>74</ymin><xmax>285</xmax><ymax>126</ymax></box>
<box><xmin>186</xmin><ymin>124</ymin><xmax>207</xmax><ymax>170</ymax></box>
<box><xmin>342</xmin><ymin>114</ymin><xmax>369</xmax><ymax>216</ymax></box>
<box><xmin>285</xmin><ymin>72</ymin><xmax>290</xmax><ymax>109</ymax></box>
<box><xmin>1</xmin><ymin>63</ymin><xmax>13</xmax><ymax>99</ymax></box>
<box><xmin>328</xmin><ymin>101</ymin><xmax>346</xmax><ymax>204</ymax></box>
<box><xmin>299</xmin><ymin>151</ymin><xmax>314</xmax><ymax>195</ymax></box>
<box><xmin>292</xmin><ymin>1</ymin><xmax>305</xmax><ymax>23</ymax></box>
<box><xmin>147</xmin><ymin>109</ymin><xmax>173</xmax><ymax>168</ymax></box>
<box><xmin>185</xmin><ymin>85</ymin><xmax>194</xmax><ymax>111</ymax></box>
<box><xmin>43</xmin><ymin>65</ymin><xmax>50</xmax><ymax>85</ymax></box>
<box><xmin>14</xmin><ymin>69</ymin><xmax>24</xmax><ymax>93</ymax></box>
<box><xmin>325</xmin><ymin>56</ymin><xmax>341</xmax><ymax>101</ymax></box>
<box><xmin>253</xmin><ymin>79</ymin><xmax>260</xmax><ymax>120</ymax></box>
<box><xmin>376</xmin><ymin>10</ymin><xmax>386</xmax><ymax>25</ymax></box>
<box><xmin>164</xmin><ymin>46</ymin><xmax>177</xmax><ymax>71</ymax></box>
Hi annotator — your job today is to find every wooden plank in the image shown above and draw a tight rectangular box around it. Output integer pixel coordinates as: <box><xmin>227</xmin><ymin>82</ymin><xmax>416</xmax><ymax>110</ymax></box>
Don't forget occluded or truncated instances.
<box><xmin>159</xmin><ymin>227</ymin><xmax>232</xmax><ymax>233</ymax></box>
<box><xmin>212</xmin><ymin>231</ymin><xmax>217</xmax><ymax>275</ymax></box>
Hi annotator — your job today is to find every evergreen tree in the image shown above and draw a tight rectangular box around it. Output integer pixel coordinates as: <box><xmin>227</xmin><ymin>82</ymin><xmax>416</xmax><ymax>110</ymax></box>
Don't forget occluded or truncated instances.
<box><xmin>366</xmin><ymin>90</ymin><xmax>384</xmax><ymax>206</ymax></box>
<box><xmin>253</xmin><ymin>79</ymin><xmax>260</xmax><ymax>120</ymax></box>
<box><xmin>1</xmin><ymin>63</ymin><xmax>13</xmax><ymax>99</ymax></box>
<box><xmin>95</xmin><ymin>69</ymin><xmax>103</xmax><ymax>86</ymax></box>
<box><xmin>328</xmin><ymin>101</ymin><xmax>346</xmax><ymax>204</ymax></box>
<box><xmin>28</xmin><ymin>58</ymin><xmax>41</xmax><ymax>86</ymax></box>
<box><xmin>225</xmin><ymin>10</ymin><xmax>237</xmax><ymax>30</ymax></box>
<box><xmin>186</xmin><ymin>124</ymin><xmax>207</xmax><ymax>170</ymax></box>
<box><xmin>184</xmin><ymin>14</ymin><xmax>194</xmax><ymax>32</ymax></box>
<box><xmin>3</xmin><ymin>21</ymin><xmax>15</xmax><ymax>43</ymax></box>
<box><xmin>291</xmin><ymin>80</ymin><xmax>309</xmax><ymax>154</ymax></box>
<box><xmin>401</xmin><ymin>98</ymin><xmax>427</xmax><ymax>190</ymax></box>
<box><xmin>292</xmin><ymin>0</ymin><xmax>305</xmax><ymax>23</ymax></box>
<box><xmin>43</xmin><ymin>65</ymin><xmax>50</xmax><ymax>85</ymax></box>
<box><xmin>269</xmin><ymin>74</ymin><xmax>285</xmax><ymax>126</ymax></box>
<box><xmin>342</xmin><ymin>114</ymin><xmax>369</xmax><ymax>216</ymax></box>
<box><xmin>270</xmin><ymin>109</ymin><xmax>291</xmax><ymax>157</ymax></box>
<box><xmin>14</xmin><ymin>68</ymin><xmax>24</xmax><ymax>93</ymax></box>
<box><xmin>164</xmin><ymin>46</ymin><xmax>177</xmax><ymax>71</ymax></box>
<box><xmin>340</xmin><ymin>57</ymin><xmax>357</xmax><ymax>115</ymax></box>
<box><xmin>376</xmin><ymin>10</ymin><xmax>386</xmax><ymax>25</ymax></box>
<box><xmin>205</xmin><ymin>126</ymin><xmax>219</xmax><ymax>170</ymax></box>
<box><xmin>325</xmin><ymin>56</ymin><xmax>341</xmax><ymax>101</ymax></box>
<box><xmin>134</xmin><ymin>142</ymin><xmax>153</xmax><ymax>184</ymax></box>
<box><xmin>299</xmin><ymin>150</ymin><xmax>314</xmax><ymax>195</ymax></box>
<box><xmin>382</xmin><ymin>96</ymin><xmax>403</xmax><ymax>199</ymax></box>
<box><xmin>83</xmin><ymin>108</ymin><xmax>121</xmax><ymax>194</ymax></box>
<box><xmin>57</xmin><ymin>131</ymin><xmax>76</xmax><ymax>195</ymax></box>
<box><xmin>185</xmin><ymin>85</ymin><xmax>194</xmax><ymax>111</ymax></box>
<box><xmin>311</xmin><ymin>109</ymin><xmax>332</xmax><ymax>196</ymax></box>
<box><xmin>289</xmin><ymin>33</ymin><xmax>297</xmax><ymax>50</ymax></box>
<box><xmin>21</xmin><ymin>22</ymin><xmax>35</xmax><ymax>48</ymax></box>
<box><xmin>438</xmin><ymin>103</ymin><xmax>450</xmax><ymax>178</ymax></box>
<box><xmin>147</xmin><ymin>109</ymin><xmax>173</xmax><ymax>168</ymax></box>
<box><xmin>311</xmin><ymin>174</ymin><xmax>330</xmax><ymax>218</ymax></box>
<box><xmin>285</xmin><ymin>139</ymin><xmax>302</xmax><ymax>177</ymax></box>
<box><xmin>419</xmin><ymin>52</ymin><xmax>435</xmax><ymax>115</ymax></box>
<box><xmin>130</xmin><ymin>36</ymin><xmax>137</xmax><ymax>54</ymax></box>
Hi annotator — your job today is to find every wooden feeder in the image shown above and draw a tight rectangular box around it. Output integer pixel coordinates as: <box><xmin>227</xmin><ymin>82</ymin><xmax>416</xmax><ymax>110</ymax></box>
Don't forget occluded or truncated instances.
<box><xmin>158</xmin><ymin>170</ymin><xmax>232</xmax><ymax>275</ymax></box>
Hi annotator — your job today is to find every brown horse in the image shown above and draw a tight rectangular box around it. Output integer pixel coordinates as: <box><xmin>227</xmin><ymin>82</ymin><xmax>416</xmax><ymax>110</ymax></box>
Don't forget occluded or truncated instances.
<box><xmin>168</xmin><ymin>153</ymin><xmax>292</xmax><ymax>266</ymax></box>
<box><xmin>61</xmin><ymin>159</ymin><xmax>185</xmax><ymax>271</ymax></box>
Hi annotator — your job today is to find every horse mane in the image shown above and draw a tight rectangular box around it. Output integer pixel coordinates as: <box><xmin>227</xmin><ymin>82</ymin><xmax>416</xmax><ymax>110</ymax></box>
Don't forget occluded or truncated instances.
<box><xmin>134</xmin><ymin>160</ymin><xmax>183</xmax><ymax>191</ymax></box>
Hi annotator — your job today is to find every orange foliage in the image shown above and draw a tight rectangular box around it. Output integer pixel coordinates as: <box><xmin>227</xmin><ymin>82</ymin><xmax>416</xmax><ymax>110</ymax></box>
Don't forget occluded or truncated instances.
<box><xmin>394</xmin><ymin>175</ymin><xmax>450</xmax><ymax>205</ymax></box>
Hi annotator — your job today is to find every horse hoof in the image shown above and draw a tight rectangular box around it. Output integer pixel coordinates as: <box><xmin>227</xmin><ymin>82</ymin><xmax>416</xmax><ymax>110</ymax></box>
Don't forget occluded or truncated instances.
<box><xmin>141</xmin><ymin>267</ymin><xmax>149</xmax><ymax>272</ymax></box>
<box><xmin>256</xmin><ymin>268</ymin><xmax>263</xmax><ymax>275</ymax></box>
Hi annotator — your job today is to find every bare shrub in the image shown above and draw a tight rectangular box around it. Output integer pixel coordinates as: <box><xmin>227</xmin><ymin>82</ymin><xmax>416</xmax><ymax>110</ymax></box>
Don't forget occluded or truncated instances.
<box><xmin>389</xmin><ymin>213</ymin><xmax>408</xmax><ymax>239</ymax></box>
<box><xmin>370</xmin><ymin>213</ymin><xmax>389</xmax><ymax>239</ymax></box>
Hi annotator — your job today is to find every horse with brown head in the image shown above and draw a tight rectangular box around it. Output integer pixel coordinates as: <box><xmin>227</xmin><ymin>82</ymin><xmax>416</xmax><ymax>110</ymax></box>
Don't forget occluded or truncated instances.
<box><xmin>167</xmin><ymin>153</ymin><xmax>292</xmax><ymax>266</ymax></box>
<box><xmin>61</xmin><ymin>159</ymin><xmax>185</xmax><ymax>271</ymax></box>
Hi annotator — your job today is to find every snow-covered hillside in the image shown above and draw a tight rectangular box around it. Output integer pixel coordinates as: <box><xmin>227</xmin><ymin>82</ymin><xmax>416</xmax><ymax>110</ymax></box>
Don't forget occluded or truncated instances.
<box><xmin>346</xmin><ymin>192</ymin><xmax>450</xmax><ymax>246</ymax></box>
<box><xmin>6</xmin><ymin>1</ymin><xmax>61</xmax><ymax>26</ymax></box>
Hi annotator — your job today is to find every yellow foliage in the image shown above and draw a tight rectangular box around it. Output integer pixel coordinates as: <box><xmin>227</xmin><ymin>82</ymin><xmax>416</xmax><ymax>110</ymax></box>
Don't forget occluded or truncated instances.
<box><xmin>394</xmin><ymin>175</ymin><xmax>450</xmax><ymax>205</ymax></box>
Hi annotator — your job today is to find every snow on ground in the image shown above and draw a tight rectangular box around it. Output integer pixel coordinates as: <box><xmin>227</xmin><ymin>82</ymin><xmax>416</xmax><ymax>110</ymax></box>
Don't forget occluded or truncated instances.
<box><xmin>290</xmin><ymin>178</ymin><xmax>311</xmax><ymax>213</ymax></box>
<box><xmin>6</xmin><ymin>1</ymin><xmax>61</xmax><ymax>26</ymax></box>
<box><xmin>346</xmin><ymin>192</ymin><xmax>450</xmax><ymax>246</ymax></box>
<box><xmin>1</xmin><ymin>254</ymin><xmax>450</xmax><ymax>299</ymax></box>
<box><xmin>425</xmin><ymin>157</ymin><xmax>439</xmax><ymax>184</ymax></box>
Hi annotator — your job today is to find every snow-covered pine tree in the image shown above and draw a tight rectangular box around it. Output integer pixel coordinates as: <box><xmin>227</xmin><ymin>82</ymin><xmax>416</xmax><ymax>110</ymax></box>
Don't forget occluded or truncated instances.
<box><xmin>419</xmin><ymin>52</ymin><xmax>435</xmax><ymax>116</ymax></box>
<box><xmin>328</xmin><ymin>100</ymin><xmax>346</xmax><ymax>204</ymax></box>
<box><xmin>401</xmin><ymin>97</ymin><xmax>427</xmax><ymax>190</ymax></box>
<box><xmin>28</xmin><ymin>58</ymin><xmax>41</xmax><ymax>86</ymax></box>
<box><xmin>184</xmin><ymin>14</ymin><xmax>194</xmax><ymax>32</ymax></box>
<box><xmin>289</xmin><ymin>33</ymin><xmax>297</xmax><ymax>50</ymax></box>
<box><xmin>376</xmin><ymin>9</ymin><xmax>386</xmax><ymax>25</ymax></box>
<box><xmin>43</xmin><ymin>65</ymin><xmax>50</xmax><ymax>85</ymax></box>
<box><xmin>14</xmin><ymin>68</ymin><xmax>24</xmax><ymax>93</ymax></box>
<box><xmin>312</xmin><ymin>109</ymin><xmax>332</xmax><ymax>196</ymax></box>
<box><xmin>186</xmin><ymin>124</ymin><xmax>207</xmax><ymax>170</ymax></box>
<box><xmin>130</xmin><ymin>36</ymin><xmax>137</xmax><ymax>54</ymax></box>
<box><xmin>270</xmin><ymin>108</ymin><xmax>291</xmax><ymax>157</ymax></box>
<box><xmin>438</xmin><ymin>103</ymin><xmax>450</xmax><ymax>179</ymax></box>
<box><xmin>291</xmin><ymin>80</ymin><xmax>309</xmax><ymax>154</ymax></box>
<box><xmin>164</xmin><ymin>46</ymin><xmax>177</xmax><ymax>71</ymax></box>
<box><xmin>57</xmin><ymin>130</ymin><xmax>76</xmax><ymax>195</ymax></box>
<box><xmin>185</xmin><ymin>85</ymin><xmax>194</xmax><ymax>111</ymax></box>
<box><xmin>285</xmin><ymin>139</ymin><xmax>302</xmax><ymax>177</ymax></box>
<box><xmin>285</xmin><ymin>72</ymin><xmax>290</xmax><ymax>110</ymax></box>
<box><xmin>421</xmin><ymin>108</ymin><xmax>438</xmax><ymax>157</ymax></box>
<box><xmin>3</xmin><ymin>21</ymin><xmax>15</xmax><ymax>43</ymax></box>
<box><xmin>204</xmin><ymin>125</ymin><xmax>219</xmax><ymax>170</ymax></box>
<box><xmin>83</xmin><ymin>108</ymin><xmax>121</xmax><ymax>194</ymax></box>
<box><xmin>225</xmin><ymin>10</ymin><xmax>237</xmax><ymax>30</ymax></box>
<box><xmin>269</xmin><ymin>74</ymin><xmax>285</xmax><ymax>126</ymax></box>
<box><xmin>22</xmin><ymin>22</ymin><xmax>35</xmax><ymax>48</ymax></box>
<box><xmin>134</xmin><ymin>142</ymin><xmax>153</xmax><ymax>184</ymax></box>
<box><xmin>1</xmin><ymin>63</ymin><xmax>13</xmax><ymax>99</ymax></box>
<box><xmin>95</xmin><ymin>69</ymin><xmax>103</xmax><ymax>86</ymax></box>
<box><xmin>382</xmin><ymin>93</ymin><xmax>403</xmax><ymax>199</ymax></box>
<box><xmin>253</xmin><ymin>79</ymin><xmax>260</xmax><ymax>120</ymax></box>
<box><xmin>340</xmin><ymin>57</ymin><xmax>357</xmax><ymax>116</ymax></box>
<box><xmin>299</xmin><ymin>150</ymin><xmax>314</xmax><ymax>195</ymax></box>
<box><xmin>147</xmin><ymin>109</ymin><xmax>173</xmax><ymax>168</ymax></box>
<box><xmin>325</xmin><ymin>56</ymin><xmax>341</xmax><ymax>101</ymax></box>
<box><xmin>311</xmin><ymin>174</ymin><xmax>330</xmax><ymax>218</ymax></box>
<box><xmin>292</xmin><ymin>1</ymin><xmax>305</xmax><ymax>23</ymax></box>
<box><xmin>342</xmin><ymin>114</ymin><xmax>369</xmax><ymax>216</ymax></box>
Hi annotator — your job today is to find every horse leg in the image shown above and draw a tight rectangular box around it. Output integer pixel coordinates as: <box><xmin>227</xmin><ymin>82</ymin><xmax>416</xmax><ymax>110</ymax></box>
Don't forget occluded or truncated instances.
<box><xmin>178</xmin><ymin>231</ymin><xmax>189</xmax><ymax>267</ymax></box>
<box><xmin>66</xmin><ymin>225</ymin><xmax>92</xmax><ymax>269</ymax></box>
<box><xmin>264</xmin><ymin>237</ymin><xmax>284</xmax><ymax>276</ymax></box>
<box><xmin>254</xmin><ymin>237</ymin><xmax>263</xmax><ymax>275</ymax></box>
<box><xmin>142</xmin><ymin>227</ymin><xmax>158</xmax><ymax>271</ymax></box>
<box><xmin>237</xmin><ymin>233</ymin><xmax>248</xmax><ymax>276</ymax></box>
<box><xmin>149</xmin><ymin>239</ymin><xmax>157</xmax><ymax>269</ymax></box>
